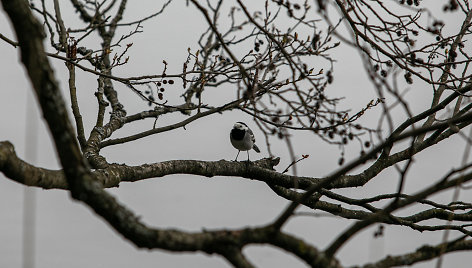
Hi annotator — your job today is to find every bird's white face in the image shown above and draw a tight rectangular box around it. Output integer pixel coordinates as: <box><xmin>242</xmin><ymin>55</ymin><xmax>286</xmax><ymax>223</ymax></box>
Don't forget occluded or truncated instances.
<box><xmin>233</xmin><ymin>122</ymin><xmax>248</xmax><ymax>131</ymax></box>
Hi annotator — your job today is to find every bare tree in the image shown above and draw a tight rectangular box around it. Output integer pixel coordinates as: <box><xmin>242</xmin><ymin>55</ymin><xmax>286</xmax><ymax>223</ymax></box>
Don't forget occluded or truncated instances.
<box><xmin>1</xmin><ymin>0</ymin><xmax>472</xmax><ymax>267</ymax></box>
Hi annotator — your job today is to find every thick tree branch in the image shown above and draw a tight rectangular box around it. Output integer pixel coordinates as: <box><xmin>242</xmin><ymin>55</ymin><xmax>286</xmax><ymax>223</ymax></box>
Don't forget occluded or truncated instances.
<box><xmin>1</xmin><ymin>2</ymin><xmax>338</xmax><ymax>266</ymax></box>
<box><xmin>0</xmin><ymin>141</ymin><xmax>66</xmax><ymax>188</ymax></box>
<box><xmin>355</xmin><ymin>237</ymin><xmax>472</xmax><ymax>268</ymax></box>
<box><xmin>325</xmin><ymin>166</ymin><xmax>472</xmax><ymax>257</ymax></box>
<box><xmin>0</xmin><ymin>142</ymin><xmax>291</xmax><ymax>190</ymax></box>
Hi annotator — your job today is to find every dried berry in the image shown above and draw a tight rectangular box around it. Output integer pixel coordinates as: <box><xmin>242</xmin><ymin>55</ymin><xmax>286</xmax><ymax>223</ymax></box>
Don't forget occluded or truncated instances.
<box><xmin>278</xmin><ymin>132</ymin><xmax>284</xmax><ymax>139</ymax></box>
<box><xmin>328</xmin><ymin>131</ymin><xmax>334</xmax><ymax>139</ymax></box>
<box><xmin>404</xmin><ymin>72</ymin><xmax>413</xmax><ymax>84</ymax></box>
<box><xmin>327</xmin><ymin>71</ymin><xmax>333</xmax><ymax>84</ymax></box>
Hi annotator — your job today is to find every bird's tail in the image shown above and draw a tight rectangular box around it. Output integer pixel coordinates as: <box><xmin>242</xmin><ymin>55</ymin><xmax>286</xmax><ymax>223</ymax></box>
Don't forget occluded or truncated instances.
<box><xmin>253</xmin><ymin>144</ymin><xmax>260</xmax><ymax>153</ymax></box>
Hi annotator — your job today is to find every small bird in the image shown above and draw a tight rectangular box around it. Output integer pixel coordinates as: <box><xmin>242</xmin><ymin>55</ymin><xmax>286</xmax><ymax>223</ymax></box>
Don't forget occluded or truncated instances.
<box><xmin>230</xmin><ymin>122</ymin><xmax>260</xmax><ymax>161</ymax></box>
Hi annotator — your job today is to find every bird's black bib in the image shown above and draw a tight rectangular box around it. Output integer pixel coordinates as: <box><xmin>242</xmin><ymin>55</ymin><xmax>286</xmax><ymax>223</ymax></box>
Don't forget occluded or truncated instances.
<box><xmin>231</xmin><ymin>128</ymin><xmax>245</xmax><ymax>141</ymax></box>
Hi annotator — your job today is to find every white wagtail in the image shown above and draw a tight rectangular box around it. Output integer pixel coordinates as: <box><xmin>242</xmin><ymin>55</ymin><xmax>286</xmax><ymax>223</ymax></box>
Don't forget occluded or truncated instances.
<box><xmin>230</xmin><ymin>122</ymin><xmax>260</xmax><ymax>161</ymax></box>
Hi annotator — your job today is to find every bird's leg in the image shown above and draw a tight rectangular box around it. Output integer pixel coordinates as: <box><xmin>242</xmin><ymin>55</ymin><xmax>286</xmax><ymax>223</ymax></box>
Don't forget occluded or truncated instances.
<box><xmin>234</xmin><ymin>150</ymin><xmax>240</xmax><ymax>161</ymax></box>
<box><xmin>247</xmin><ymin>151</ymin><xmax>250</xmax><ymax>162</ymax></box>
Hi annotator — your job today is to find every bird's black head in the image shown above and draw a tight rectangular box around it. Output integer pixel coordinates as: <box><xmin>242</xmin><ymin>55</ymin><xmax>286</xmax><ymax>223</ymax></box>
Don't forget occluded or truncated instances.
<box><xmin>231</xmin><ymin>122</ymin><xmax>247</xmax><ymax>140</ymax></box>
<box><xmin>233</xmin><ymin>122</ymin><xmax>248</xmax><ymax>131</ymax></box>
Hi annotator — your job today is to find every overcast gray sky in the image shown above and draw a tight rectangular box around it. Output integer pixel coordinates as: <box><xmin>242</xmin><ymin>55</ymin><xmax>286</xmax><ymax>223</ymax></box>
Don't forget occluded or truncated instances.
<box><xmin>1</xmin><ymin>1</ymin><xmax>470</xmax><ymax>267</ymax></box>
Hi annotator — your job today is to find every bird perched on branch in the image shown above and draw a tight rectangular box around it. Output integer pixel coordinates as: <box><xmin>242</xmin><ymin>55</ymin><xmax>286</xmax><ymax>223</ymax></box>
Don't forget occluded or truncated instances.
<box><xmin>230</xmin><ymin>122</ymin><xmax>260</xmax><ymax>161</ymax></box>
